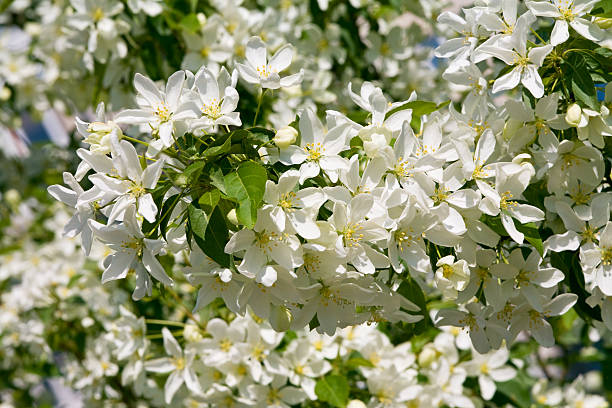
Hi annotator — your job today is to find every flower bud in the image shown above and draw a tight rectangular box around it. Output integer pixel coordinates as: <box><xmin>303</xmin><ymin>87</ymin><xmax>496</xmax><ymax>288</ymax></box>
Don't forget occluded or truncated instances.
<box><xmin>5</xmin><ymin>189</ymin><xmax>20</xmax><ymax>207</ymax></box>
<box><xmin>595</xmin><ymin>17</ymin><xmax>612</xmax><ymax>29</ymax></box>
<box><xmin>183</xmin><ymin>324</ymin><xmax>203</xmax><ymax>342</ymax></box>
<box><xmin>0</xmin><ymin>86</ymin><xmax>11</xmax><ymax>101</ymax></box>
<box><xmin>418</xmin><ymin>344</ymin><xmax>438</xmax><ymax>367</ymax></box>
<box><xmin>269</xmin><ymin>305</ymin><xmax>292</xmax><ymax>332</ymax></box>
<box><xmin>347</xmin><ymin>400</ymin><xmax>367</xmax><ymax>408</ymax></box>
<box><xmin>273</xmin><ymin>126</ymin><xmax>298</xmax><ymax>148</ymax></box>
<box><xmin>226</xmin><ymin>208</ymin><xmax>239</xmax><ymax>225</ymax></box>
<box><xmin>565</xmin><ymin>103</ymin><xmax>582</xmax><ymax>127</ymax></box>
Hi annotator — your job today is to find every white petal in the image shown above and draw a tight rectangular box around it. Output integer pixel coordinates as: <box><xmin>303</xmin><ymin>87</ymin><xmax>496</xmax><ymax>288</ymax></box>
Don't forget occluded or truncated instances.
<box><xmin>138</xmin><ymin>194</ymin><xmax>158</xmax><ymax>223</ymax></box>
<box><xmin>162</xmin><ymin>327</ymin><xmax>182</xmax><ymax>357</ymax></box>
<box><xmin>550</xmin><ymin>20</ymin><xmax>569</xmax><ymax>46</ymax></box>
<box><xmin>268</xmin><ymin>44</ymin><xmax>293</xmax><ymax>73</ymax></box>
<box><xmin>134</xmin><ymin>73</ymin><xmax>162</xmax><ymax>106</ymax></box>
<box><xmin>492</xmin><ymin>66</ymin><xmax>522</xmax><ymax>94</ymax></box>
<box><xmin>521</xmin><ymin>65</ymin><xmax>545</xmax><ymax>98</ymax></box>
<box><xmin>164</xmin><ymin>371</ymin><xmax>184</xmax><ymax>404</ymax></box>
<box><xmin>245</xmin><ymin>36</ymin><xmax>267</xmax><ymax>69</ymax></box>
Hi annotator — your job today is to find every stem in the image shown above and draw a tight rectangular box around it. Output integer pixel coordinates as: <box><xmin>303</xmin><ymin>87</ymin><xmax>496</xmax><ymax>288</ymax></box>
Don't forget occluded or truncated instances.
<box><xmin>253</xmin><ymin>88</ymin><xmax>265</xmax><ymax>126</ymax></box>
<box><xmin>123</xmin><ymin>135</ymin><xmax>149</xmax><ymax>147</ymax></box>
<box><xmin>530</xmin><ymin>28</ymin><xmax>546</xmax><ymax>44</ymax></box>
<box><xmin>145</xmin><ymin>319</ymin><xmax>186</xmax><ymax>327</ymax></box>
<box><xmin>146</xmin><ymin>330</ymin><xmax>183</xmax><ymax>340</ymax></box>
<box><xmin>166</xmin><ymin>287</ymin><xmax>206</xmax><ymax>330</ymax></box>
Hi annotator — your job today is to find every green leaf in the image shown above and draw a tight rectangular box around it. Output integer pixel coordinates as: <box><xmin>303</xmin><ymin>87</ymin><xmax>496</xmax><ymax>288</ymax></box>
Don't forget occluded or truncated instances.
<box><xmin>384</xmin><ymin>100</ymin><xmax>450</xmax><ymax>131</ymax></box>
<box><xmin>198</xmin><ymin>189</ymin><xmax>221</xmax><ymax>213</ymax></box>
<box><xmin>182</xmin><ymin>161</ymin><xmax>206</xmax><ymax>183</ymax></box>
<box><xmin>481</xmin><ymin>214</ymin><xmax>508</xmax><ymax>237</ymax></box>
<box><xmin>494</xmin><ymin>370</ymin><xmax>535</xmax><ymax>408</ymax></box>
<box><xmin>516</xmin><ymin>222</ymin><xmax>543</xmax><ymax>256</ymax></box>
<box><xmin>224</xmin><ymin>161</ymin><xmax>267</xmax><ymax>228</ymax></box>
<box><xmin>188</xmin><ymin>203</ymin><xmax>209</xmax><ymax>241</ymax></box>
<box><xmin>159</xmin><ymin>194</ymin><xmax>181</xmax><ymax>239</ymax></box>
<box><xmin>202</xmin><ymin>134</ymin><xmax>232</xmax><ymax>159</ymax></box>
<box><xmin>568</xmin><ymin>54</ymin><xmax>599</xmax><ymax>109</ymax></box>
<box><xmin>551</xmin><ymin>251</ymin><xmax>602</xmax><ymax>323</ymax></box>
<box><xmin>203</xmin><ymin>206</ymin><xmax>230</xmax><ymax>267</ymax></box>
<box><xmin>189</xmin><ymin>203</ymin><xmax>230</xmax><ymax>267</ymax></box>
<box><xmin>208</xmin><ymin>166</ymin><xmax>227</xmax><ymax>194</ymax></box>
<box><xmin>345</xmin><ymin>357</ymin><xmax>374</xmax><ymax>370</ymax></box>
<box><xmin>314</xmin><ymin>375</ymin><xmax>349</xmax><ymax>408</ymax></box>
<box><xmin>179</xmin><ymin>13</ymin><xmax>201</xmax><ymax>32</ymax></box>
<box><xmin>591</xmin><ymin>0</ymin><xmax>612</xmax><ymax>17</ymax></box>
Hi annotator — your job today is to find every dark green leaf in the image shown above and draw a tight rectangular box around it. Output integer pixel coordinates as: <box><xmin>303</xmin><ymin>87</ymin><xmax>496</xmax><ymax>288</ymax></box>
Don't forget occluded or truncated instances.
<box><xmin>183</xmin><ymin>161</ymin><xmax>206</xmax><ymax>183</ymax></box>
<box><xmin>516</xmin><ymin>222</ymin><xmax>543</xmax><ymax>256</ymax></box>
<box><xmin>315</xmin><ymin>375</ymin><xmax>349</xmax><ymax>408</ymax></box>
<box><xmin>495</xmin><ymin>370</ymin><xmax>535</xmax><ymax>408</ymax></box>
<box><xmin>203</xmin><ymin>206</ymin><xmax>230</xmax><ymax>267</ymax></box>
<box><xmin>224</xmin><ymin>161</ymin><xmax>267</xmax><ymax>228</ymax></box>
<box><xmin>345</xmin><ymin>357</ymin><xmax>374</xmax><ymax>370</ymax></box>
<box><xmin>198</xmin><ymin>189</ymin><xmax>221</xmax><ymax>213</ymax></box>
<box><xmin>179</xmin><ymin>13</ymin><xmax>201</xmax><ymax>32</ymax></box>
<box><xmin>159</xmin><ymin>194</ymin><xmax>181</xmax><ymax>239</ymax></box>
<box><xmin>568</xmin><ymin>54</ymin><xmax>599</xmax><ymax>109</ymax></box>
<box><xmin>202</xmin><ymin>134</ymin><xmax>232</xmax><ymax>158</ymax></box>
<box><xmin>188</xmin><ymin>203</ymin><xmax>209</xmax><ymax>241</ymax></box>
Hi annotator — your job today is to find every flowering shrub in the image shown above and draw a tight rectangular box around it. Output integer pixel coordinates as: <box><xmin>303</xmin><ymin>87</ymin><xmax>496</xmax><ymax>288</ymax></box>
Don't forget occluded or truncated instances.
<box><xmin>1</xmin><ymin>0</ymin><xmax>612</xmax><ymax>406</ymax></box>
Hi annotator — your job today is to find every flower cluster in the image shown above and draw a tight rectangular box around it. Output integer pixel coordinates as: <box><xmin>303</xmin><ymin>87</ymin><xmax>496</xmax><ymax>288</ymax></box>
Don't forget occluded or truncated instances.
<box><xmin>45</xmin><ymin>0</ymin><xmax>612</xmax><ymax>359</ymax></box>
<box><xmin>0</xmin><ymin>0</ymin><xmax>451</xmax><ymax>159</ymax></box>
<box><xmin>0</xmin><ymin>198</ymin><xmax>607</xmax><ymax>406</ymax></box>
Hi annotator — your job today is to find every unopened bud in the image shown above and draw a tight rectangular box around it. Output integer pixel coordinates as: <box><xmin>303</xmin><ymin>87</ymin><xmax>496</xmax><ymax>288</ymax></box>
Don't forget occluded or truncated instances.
<box><xmin>418</xmin><ymin>345</ymin><xmax>438</xmax><ymax>367</ymax></box>
<box><xmin>347</xmin><ymin>400</ymin><xmax>367</xmax><ymax>408</ymax></box>
<box><xmin>197</xmin><ymin>13</ymin><xmax>206</xmax><ymax>26</ymax></box>
<box><xmin>183</xmin><ymin>324</ymin><xmax>203</xmax><ymax>342</ymax></box>
<box><xmin>0</xmin><ymin>86</ymin><xmax>11</xmax><ymax>101</ymax></box>
<box><xmin>565</xmin><ymin>103</ymin><xmax>582</xmax><ymax>127</ymax></box>
<box><xmin>595</xmin><ymin>17</ymin><xmax>612</xmax><ymax>29</ymax></box>
<box><xmin>226</xmin><ymin>208</ymin><xmax>239</xmax><ymax>225</ymax></box>
<box><xmin>273</xmin><ymin>126</ymin><xmax>298</xmax><ymax>149</ymax></box>
<box><xmin>269</xmin><ymin>305</ymin><xmax>292</xmax><ymax>332</ymax></box>
<box><xmin>5</xmin><ymin>189</ymin><xmax>20</xmax><ymax>207</ymax></box>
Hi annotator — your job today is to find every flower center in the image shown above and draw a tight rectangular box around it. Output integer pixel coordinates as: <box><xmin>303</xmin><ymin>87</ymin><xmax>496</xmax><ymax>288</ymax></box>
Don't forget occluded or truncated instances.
<box><xmin>441</xmin><ymin>264</ymin><xmax>454</xmax><ymax>279</ymax></box>
<box><xmin>219</xmin><ymin>338</ymin><xmax>233</xmax><ymax>352</ymax></box>
<box><xmin>201</xmin><ymin>98</ymin><xmax>222</xmax><ymax>119</ymax></box>
<box><xmin>278</xmin><ymin>191</ymin><xmax>296</xmax><ymax>210</ymax></box>
<box><xmin>514</xmin><ymin>54</ymin><xmax>530</xmax><ymax>67</ymax></box>
<box><xmin>129</xmin><ymin>182</ymin><xmax>146</xmax><ymax>198</ymax></box>
<box><xmin>581</xmin><ymin>225</ymin><xmax>597</xmax><ymax>243</ymax></box>
<box><xmin>431</xmin><ymin>186</ymin><xmax>449</xmax><ymax>204</ymax></box>
<box><xmin>122</xmin><ymin>238</ymin><xmax>143</xmax><ymax>257</ymax></box>
<box><xmin>256</xmin><ymin>64</ymin><xmax>274</xmax><ymax>79</ymax></box>
<box><xmin>515</xmin><ymin>269</ymin><xmax>533</xmax><ymax>287</ymax></box>
<box><xmin>500</xmin><ymin>191</ymin><xmax>518</xmax><ymax>210</ymax></box>
<box><xmin>305</xmin><ymin>142</ymin><xmax>324</xmax><ymax>162</ymax></box>
<box><xmin>559</xmin><ymin>5</ymin><xmax>575</xmax><ymax>21</ymax></box>
<box><xmin>458</xmin><ymin>313</ymin><xmax>478</xmax><ymax>330</ymax></box>
<box><xmin>342</xmin><ymin>222</ymin><xmax>364</xmax><ymax>247</ymax></box>
<box><xmin>155</xmin><ymin>104</ymin><xmax>172</xmax><ymax>122</ymax></box>
<box><xmin>173</xmin><ymin>357</ymin><xmax>185</xmax><ymax>370</ymax></box>
<box><xmin>92</xmin><ymin>7</ymin><xmax>104</xmax><ymax>22</ymax></box>
<box><xmin>303</xmin><ymin>253</ymin><xmax>321</xmax><ymax>273</ymax></box>
<box><xmin>393</xmin><ymin>156</ymin><xmax>413</xmax><ymax>178</ymax></box>
<box><xmin>254</xmin><ymin>231</ymin><xmax>279</xmax><ymax>251</ymax></box>
<box><xmin>394</xmin><ymin>229</ymin><xmax>414</xmax><ymax>251</ymax></box>
<box><xmin>602</xmin><ymin>247</ymin><xmax>612</xmax><ymax>266</ymax></box>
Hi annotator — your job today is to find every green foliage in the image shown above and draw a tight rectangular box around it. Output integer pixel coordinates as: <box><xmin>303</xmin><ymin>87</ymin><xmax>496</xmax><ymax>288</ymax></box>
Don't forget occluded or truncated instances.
<box><xmin>314</xmin><ymin>375</ymin><xmax>349</xmax><ymax>408</ymax></box>
<box><xmin>223</xmin><ymin>161</ymin><xmax>268</xmax><ymax>228</ymax></box>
